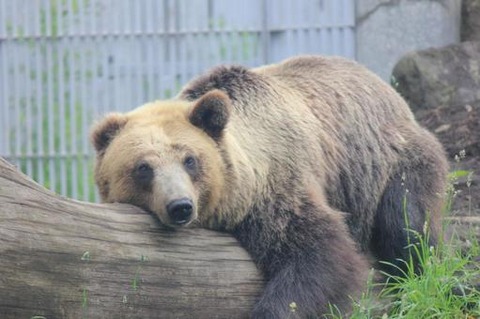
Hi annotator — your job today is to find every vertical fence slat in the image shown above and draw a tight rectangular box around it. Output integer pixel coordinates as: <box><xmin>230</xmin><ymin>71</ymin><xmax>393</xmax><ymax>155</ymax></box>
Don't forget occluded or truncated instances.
<box><xmin>0</xmin><ymin>0</ymin><xmax>8</xmax><ymax>161</ymax></box>
<box><xmin>35</xmin><ymin>1</ymin><xmax>45</xmax><ymax>186</ymax></box>
<box><xmin>46</xmin><ymin>0</ymin><xmax>57</xmax><ymax>192</ymax></box>
<box><xmin>58</xmin><ymin>1</ymin><xmax>67</xmax><ymax>196</ymax></box>
<box><xmin>179</xmin><ymin>0</ymin><xmax>187</xmax><ymax>86</ymax></box>
<box><xmin>0</xmin><ymin>0</ymin><xmax>3</xmax><ymax>37</ymax></box>
<box><xmin>145</xmin><ymin>0</ymin><xmax>160</xmax><ymax>101</ymax></box>
<box><xmin>135</xmin><ymin>0</ymin><xmax>142</xmax><ymax>105</ymax></box>
<box><xmin>168</xmin><ymin>0</ymin><xmax>176</xmax><ymax>99</ymax></box>
<box><xmin>25</xmin><ymin>6</ymin><xmax>34</xmax><ymax>178</ymax></box>
<box><xmin>260</xmin><ymin>0</ymin><xmax>269</xmax><ymax>64</ymax></box>
<box><xmin>67</xmin><ymin>0</ymin><xmax>79</xmax><ymax>198</ymax></box>
<box><xmin>78</xmin><ymin>1</ymin><xmax>86</xmax><ymax>199</ymax></box>
<box><xmin>11</xmin><ymin>1</ymin><xmax>20</xmax><ymax>169</ymax></box>
<box><xmin>346</xmin><ymin>0</ymin><xmax>355</xmax><ymax>59</ymax></box>
<box><xmin>93</xmin><ymin>0</ymin><xmax>102</xmax><ymax>202</ymax></box>
<box><xmin>285</xmin><ymin>0</ymin><xmax>293</xmax><ymax>59</ymax></box>
<box><xmin>146</xmin><ymin>22</ymin><xmax>154</xmax><ymax>101</ymax></box>
<box><xmin>82</xmin><ymin>1</ymin><xmax>93</xmax><ymax>201</ymax></box>
<box><xmin>113</xmin><ymin>30</ymin><xmax>121</xmax><ymax>112</ymax></box>
<box><xmin>124</xmin><ymin>1</ymin><xmax>133</xmax><ymax>109</ymax></box>
<box><xmin>70</xmin><ymin>33</ymin><xmax>79</xmax><ymax>200</ymax></box>
<box><xmin>0</xmin><ymin>1</ymin><xmax>3</xmax><ymax>157</ymax></box>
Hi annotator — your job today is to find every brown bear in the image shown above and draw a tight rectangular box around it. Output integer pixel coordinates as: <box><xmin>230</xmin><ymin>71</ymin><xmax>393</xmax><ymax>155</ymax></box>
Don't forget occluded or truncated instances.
<box><xmin>91</xmin><ymin>55</ymin><xmax>448</xmax><ymax>318</ymax></box>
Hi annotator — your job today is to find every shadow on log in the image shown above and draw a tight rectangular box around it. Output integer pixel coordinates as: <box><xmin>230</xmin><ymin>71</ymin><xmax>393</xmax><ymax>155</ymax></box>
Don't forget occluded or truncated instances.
<box><xmin>0</xmin><ymin>157</ymin><xmax>264</xmax><ymax>319</ymax></box>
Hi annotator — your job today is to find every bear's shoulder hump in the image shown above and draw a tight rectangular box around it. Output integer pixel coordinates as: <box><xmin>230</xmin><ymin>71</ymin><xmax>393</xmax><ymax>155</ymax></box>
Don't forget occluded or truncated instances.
<box><xmin>180</xmin><ymin>65</ymin><xmax>262</xmax><ymax>101</ymax></box>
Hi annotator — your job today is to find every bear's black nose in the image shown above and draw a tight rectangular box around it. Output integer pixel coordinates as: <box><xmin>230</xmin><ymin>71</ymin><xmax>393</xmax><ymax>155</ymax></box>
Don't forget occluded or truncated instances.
<box><xmin>166</xmin><ymin>198</ymin><xmax>194</xmax><ymax>225</ymax></box>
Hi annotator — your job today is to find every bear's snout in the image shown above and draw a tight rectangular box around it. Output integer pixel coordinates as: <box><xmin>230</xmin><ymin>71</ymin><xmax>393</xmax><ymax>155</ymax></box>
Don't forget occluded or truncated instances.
<box><xmin>166</xmin><ymin>198</ymin><xmax>194</xmax><ymax>225</ymax></box>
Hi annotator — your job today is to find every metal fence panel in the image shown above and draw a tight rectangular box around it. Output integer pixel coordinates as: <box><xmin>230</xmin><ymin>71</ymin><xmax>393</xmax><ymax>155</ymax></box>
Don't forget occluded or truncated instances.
<box><xmin>0</xmin><ymin>0</ymin><xmax>355</xmax><ymax>201</ymax></box>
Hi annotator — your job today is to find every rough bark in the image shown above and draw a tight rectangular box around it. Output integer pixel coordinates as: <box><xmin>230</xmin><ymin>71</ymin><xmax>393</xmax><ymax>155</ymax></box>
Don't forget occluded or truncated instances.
<box><xmin>0</xmin><ymin>157</ymin><xmax>263</xmax><ymax>319</ymax></box>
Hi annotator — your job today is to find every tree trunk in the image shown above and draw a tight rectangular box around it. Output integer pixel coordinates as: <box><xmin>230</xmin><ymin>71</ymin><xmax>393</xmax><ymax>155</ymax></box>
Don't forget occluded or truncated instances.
<box><xmin>0</xmin><ymin>158</ymin><xmax>263</xmax><ymax>319</ymax></box>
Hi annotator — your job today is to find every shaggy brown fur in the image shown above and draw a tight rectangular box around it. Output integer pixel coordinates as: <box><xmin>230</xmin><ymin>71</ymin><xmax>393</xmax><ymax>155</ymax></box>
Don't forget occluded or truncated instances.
<box><xmin>91</xmin><ymin>55</ymin><xmax>448</xmax><ymax>318</ymax></box>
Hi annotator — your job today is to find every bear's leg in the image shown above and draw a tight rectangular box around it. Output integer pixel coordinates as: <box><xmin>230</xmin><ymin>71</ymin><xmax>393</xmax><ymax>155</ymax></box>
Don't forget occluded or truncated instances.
<box><xmin>371</xmin><ymin>136</ymin><xmax>447</xmax><ymax>277</ymax></box>
<box><xmin>234</xmin><ymin>197</ymin><xmax>369</xmax><ymax>318</ymax></box>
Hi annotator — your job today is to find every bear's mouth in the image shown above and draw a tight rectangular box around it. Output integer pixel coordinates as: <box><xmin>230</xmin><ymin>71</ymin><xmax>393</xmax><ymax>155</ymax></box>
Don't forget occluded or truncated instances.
<box><xmin>173</xmin><ymin>219</ymin><xmax>190</xmax><ymax>226</ymax></box>
<box><xmin>142</xmin><ymin>207</ymin><xmax>194</xmax><ymax>229</ymax></box>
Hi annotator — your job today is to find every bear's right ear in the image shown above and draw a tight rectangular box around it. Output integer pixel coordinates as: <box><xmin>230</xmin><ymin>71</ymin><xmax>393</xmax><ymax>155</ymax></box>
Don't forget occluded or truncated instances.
<box><xmin>189</xmin><ymin>89</ymin><xmax>231</xmax><ymax>140</ymax></box>
<box><xmin>90</xmin><ymin>113</ymin><xmax>128</xmax><ymax>154</ymax></box>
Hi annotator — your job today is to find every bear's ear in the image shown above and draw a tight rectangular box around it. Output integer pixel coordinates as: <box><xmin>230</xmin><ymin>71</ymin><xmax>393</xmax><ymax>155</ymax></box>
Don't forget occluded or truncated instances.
<box><xmin>90</xmin><ymin>113</ymin><xmax>128</xmax><ymax>154</ymax></box>
<box><xmin>189</xmin><ymin>89</ymin><xmax>231</xmax><ymax>140</ymax></box>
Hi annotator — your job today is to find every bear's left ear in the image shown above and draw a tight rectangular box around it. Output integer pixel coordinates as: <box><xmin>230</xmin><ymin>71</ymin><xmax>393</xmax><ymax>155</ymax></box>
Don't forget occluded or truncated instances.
<box><xmin>90</xmin><ymin>113</ymin><xmax>128</xmax><ymax>154</ymax></box>
<box><xmin>189</xmin><ymin>89</ymin><xmax>231</xmax><ymax>140</ymax></box>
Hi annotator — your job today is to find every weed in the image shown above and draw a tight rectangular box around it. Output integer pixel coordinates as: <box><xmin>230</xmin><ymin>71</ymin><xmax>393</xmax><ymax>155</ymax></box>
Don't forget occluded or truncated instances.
<box><xmin>132</xmin><ymin>255</ymin><xmax>148</xmax><ymax>291</ymax></box>
<box><xmin>328</xmin><ymin>162</ymin><xmax>480</xmax><ymax>319</ymax></box>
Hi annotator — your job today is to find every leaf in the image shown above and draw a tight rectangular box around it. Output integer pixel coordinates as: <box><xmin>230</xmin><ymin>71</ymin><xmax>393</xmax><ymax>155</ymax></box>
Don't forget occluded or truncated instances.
<box><xmin>448</xmin><ymin>170</ymin><xmax>471</xmax><ymax>179</ymax></box>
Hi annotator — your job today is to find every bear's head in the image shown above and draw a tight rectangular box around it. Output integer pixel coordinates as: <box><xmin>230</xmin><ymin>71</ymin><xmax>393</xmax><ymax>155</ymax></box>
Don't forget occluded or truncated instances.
<box><xmin>91</xmin><ymin>90</ymin><xmax>231</xmax><ymax>228</ymax></box>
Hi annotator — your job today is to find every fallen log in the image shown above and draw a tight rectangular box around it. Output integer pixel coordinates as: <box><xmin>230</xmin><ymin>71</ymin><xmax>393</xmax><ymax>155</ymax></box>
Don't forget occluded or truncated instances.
<box><xmin>0</xmin><ymin>157</ymin><xmax>263</xmax><ymax>319</ymax></box>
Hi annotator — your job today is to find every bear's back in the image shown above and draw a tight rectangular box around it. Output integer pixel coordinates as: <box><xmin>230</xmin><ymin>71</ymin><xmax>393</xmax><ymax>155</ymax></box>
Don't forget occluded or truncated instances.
<box><xmin>256</xmin><ymin>55</ymin><xmax>415</xmax><ymax>122</ymax></box>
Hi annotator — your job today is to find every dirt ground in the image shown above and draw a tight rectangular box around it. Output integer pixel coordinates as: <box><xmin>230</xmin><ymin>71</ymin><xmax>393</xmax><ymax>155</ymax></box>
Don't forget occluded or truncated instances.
<box><xmin>413</xmin><ymin>102</ymin><xmax>480</xmax><ymax>250</ymax></box>
<box><xmin>450</xmin><ymin>156</ymin><xmax>480</xmax><ymax>217</ymax></box>
<box><xmin>415</xmin><ymin>102</ymin><xmax>480</xmax><ymax>219</ymax></box>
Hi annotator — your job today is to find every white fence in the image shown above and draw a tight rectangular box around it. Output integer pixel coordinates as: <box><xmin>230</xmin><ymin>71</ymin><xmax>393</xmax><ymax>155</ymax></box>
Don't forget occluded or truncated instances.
<box><xmin>0</xmin><ymin>0</ymin><xmax>355</xmax><ymax>202</ymax></box>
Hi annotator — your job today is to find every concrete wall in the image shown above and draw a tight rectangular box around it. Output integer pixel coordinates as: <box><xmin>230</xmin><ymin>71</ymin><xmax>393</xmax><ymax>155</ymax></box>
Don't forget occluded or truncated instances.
<box><xmin>355</xmin><ymin>0</ymin><xmax>461</xmax><ymax>82</ymax></box>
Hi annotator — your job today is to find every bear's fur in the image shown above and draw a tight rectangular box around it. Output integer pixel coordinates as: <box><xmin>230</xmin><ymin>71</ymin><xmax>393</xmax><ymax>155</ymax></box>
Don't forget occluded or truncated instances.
<box><xmin>91</xmin><ymin>56</ymin><xmax>448</xmax><ymax>318</ymax></box>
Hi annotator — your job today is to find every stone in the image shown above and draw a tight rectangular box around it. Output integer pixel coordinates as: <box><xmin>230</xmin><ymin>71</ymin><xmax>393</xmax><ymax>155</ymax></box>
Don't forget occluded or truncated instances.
<box><xmin>392</xmin><ymin>41</ymin><xmax>480</xmax><ymax>112</ymax></box>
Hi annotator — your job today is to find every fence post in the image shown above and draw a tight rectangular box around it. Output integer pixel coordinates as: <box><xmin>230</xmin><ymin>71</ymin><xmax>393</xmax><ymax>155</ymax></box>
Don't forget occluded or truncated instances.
<box><xmin>261</xmin><ymin>0</ymin><xmax>269</xmax><ymax>64</ymax></box>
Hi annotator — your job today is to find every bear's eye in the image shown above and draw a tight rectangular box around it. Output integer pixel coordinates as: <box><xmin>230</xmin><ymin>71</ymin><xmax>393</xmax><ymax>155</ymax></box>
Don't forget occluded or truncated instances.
<box><xmin>134</xmin><ymin>162</ymin><xmax>153</xmax><ymax>182</ymax></box>
<box><xmin>138</xmin><ymin>163</ymin><xmax>150</xmax><ymax>172</ymax></box>
<box><xmin>183</xmin><ymin>155</ymin><xmax>197</xmax><ymax>172</ymax></box>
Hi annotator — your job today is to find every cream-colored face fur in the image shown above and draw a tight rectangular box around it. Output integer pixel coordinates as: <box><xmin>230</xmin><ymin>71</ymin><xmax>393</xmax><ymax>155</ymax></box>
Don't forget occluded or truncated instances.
<box><xmin>92</xmin><ymin>92</ymin><xmax>229</xmax><ymax>228</ymax></box>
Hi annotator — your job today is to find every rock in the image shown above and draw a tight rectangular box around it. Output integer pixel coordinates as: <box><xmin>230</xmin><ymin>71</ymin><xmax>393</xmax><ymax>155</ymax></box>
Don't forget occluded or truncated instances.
<box><xmin>392</xmin><ymin>41</ymin><xmax>480</xmax><ymax>112</ymax></box>
<box><xmin>461</xmin><ymin>0</ymin><xmax>480</xmax><ymax>41</ymax></box>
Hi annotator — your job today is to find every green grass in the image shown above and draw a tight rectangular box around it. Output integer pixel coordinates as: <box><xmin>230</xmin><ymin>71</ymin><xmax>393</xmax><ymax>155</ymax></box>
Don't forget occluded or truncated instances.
<box><xmin>339</xmin><ymin>234</ymin><xmax>480</xmax><ymax>319</ymax></box>
<box><xmin>328</xmin><ymin>169</ymin><xmax>480</xmax><ymax>319</ymax></box>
